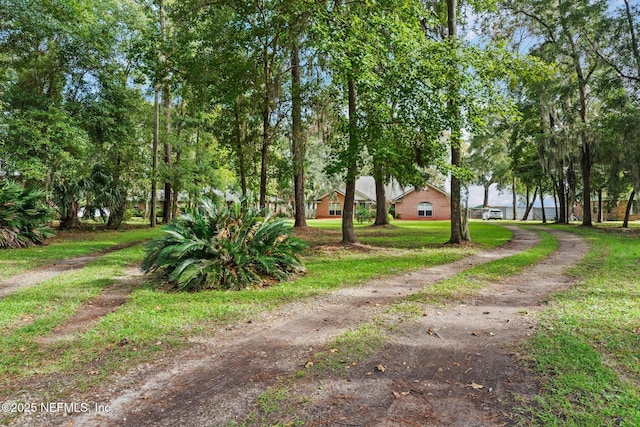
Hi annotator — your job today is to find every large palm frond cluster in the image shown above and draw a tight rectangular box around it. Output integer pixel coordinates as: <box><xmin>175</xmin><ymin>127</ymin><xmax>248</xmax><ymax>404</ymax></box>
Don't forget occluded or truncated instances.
<box><xmin>141</xmin><ymin>200</ymin><xmax>306</xmax><ymax>291</ymax></box>
<box><xmin>0</xmin><ymin>181</ymin><xmax>54</xmax><ymax>248</ymax></box>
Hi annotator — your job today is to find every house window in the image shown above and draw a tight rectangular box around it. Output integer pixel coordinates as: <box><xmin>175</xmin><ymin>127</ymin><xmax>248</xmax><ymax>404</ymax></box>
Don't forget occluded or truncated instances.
<box><xmin>329</xmin><ymin>202</ymin><xmax>342</xmax><ymax>216</ymax></box>
<box><xmin>417</xmin><ymin>202</ymin><xmax>433</xmax><ymax>217</ymax></box>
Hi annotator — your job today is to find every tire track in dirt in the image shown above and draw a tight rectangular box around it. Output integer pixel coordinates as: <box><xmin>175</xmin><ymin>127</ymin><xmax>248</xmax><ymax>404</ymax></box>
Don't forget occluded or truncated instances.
<box><xmin>35</xmin><ymin>267</ymin><xmax>145</xmax><ymax>346</ymax></box>
<box><xmin>282</xmin><ymin>229</ymin><xmax>588</xmax><ymax>426</ymax></box>
<box><xmin>51</xmin><ymin>226</ymin><xmax>558</xmax><ymax>427</ymax></box>
<box><xmin>0</xmin><ymin>240</ymin><xmax>147</xmax><ymax>299</ymax></box>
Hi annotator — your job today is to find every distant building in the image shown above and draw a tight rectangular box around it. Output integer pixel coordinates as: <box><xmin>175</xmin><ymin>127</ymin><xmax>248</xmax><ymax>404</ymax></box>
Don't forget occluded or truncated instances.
<box><xmin>314</xmin><ymin>176</ymin><xmax>451</xmax><ymax>220</ymax></box>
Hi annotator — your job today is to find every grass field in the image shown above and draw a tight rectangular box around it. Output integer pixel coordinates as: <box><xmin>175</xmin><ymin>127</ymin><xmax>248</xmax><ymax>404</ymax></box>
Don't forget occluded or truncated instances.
<box><xmin>522</xmin><ymin>225</ymin><xmax>640</xmax><ymax>426</ymax></box>
<box><xmin>0</xmin><ymin>219</ymin><xmax>638</xmax><ymax>425</ymax></box>
<box><xmin>0</xmin><ymin>221</ymin><xmax>509</xmax><ymax>393</ymax></box>
<box><xmin>0</xmin><ymin>226</ymin><xmax>162</xmax><ymax>281</ymax></box>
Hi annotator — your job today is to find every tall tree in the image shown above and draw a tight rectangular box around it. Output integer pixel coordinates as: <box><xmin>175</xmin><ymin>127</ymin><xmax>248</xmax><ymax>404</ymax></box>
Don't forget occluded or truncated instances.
<box><xmin>290</xmin><ymin>36</ymin><xmax>308</xmax><ymax>226</ymax></box>
<box><xmin>505</xmin><ymin>0</ymin><xmax>608</xmax><ymax>226</ymax></box>
<box><xmin>446</xmin><ymin>0</ymin><xmax>466</xmax><ymax>243</ymax></box>
<box><xmin>468</xmin><ymin>122</ymin><xmax>511</xmax><ymax>208</ymax></box>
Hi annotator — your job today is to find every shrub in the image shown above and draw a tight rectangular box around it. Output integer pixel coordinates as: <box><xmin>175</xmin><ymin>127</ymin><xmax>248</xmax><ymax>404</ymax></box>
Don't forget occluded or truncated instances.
<box><xmin>123</xmin><ymin>208</ymin><xmax>134</xmax><ymax>222</ymax></box>
<box><xmin>356</xmin><ymin>206</ymin><xmax>373</xmax><ymax>223</ymax></box>
<box><xmin>141</xmin><ymin>200</ymin><xmax>306</xmax><ymax>291</ymax></box>
<box><xmin>0</xmin><ymin>181</ymin><xmax>54</xmax><ymax>248</ymax></box>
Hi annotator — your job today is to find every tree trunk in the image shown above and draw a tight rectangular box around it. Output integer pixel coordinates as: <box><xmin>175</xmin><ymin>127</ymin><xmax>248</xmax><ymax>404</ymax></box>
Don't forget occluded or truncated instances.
<box><xmin>447</xmin><ymin>0</ymin><xmax>466</xmax><ymax>244</ymax></box>
<box><xmin>623</xmin><ymin>190</ymin><xmax>635</xmax><ymax>228</ymax></box>
<box><xmin>522</xmin><ymin>187</ymin><xmax>537</xmax><ymax>221</ymax></box>
<box><xmin>483</xmin><ymin>183</ymin><xmax>490</xmax><ymax>207</ymax></box>
<box><xmin>259</xmin><ymin>42</ymin><xmax>271</xmax><ymax>211</ymax></box>
<box><xmin>541</xmin><ymin>188</ymin><xmax>547</xmax><ymax>224</ymax></box>
<box><xmin>341</xmin><ymin>79</ymin><xmax>358</xmax><ymax>244</ymax></box>
<box><xmin>162</xmin><ymin>82</ymin><xmax>172</xmax><ymax>224</ymax></box>
<box><xmin>259</xmin><ymin>106</ymin><xmax>269</xmax><ymax>210</ymax></box>
<box><xmin>234</xmin><ymin>101</ymin><xmax>247</xmax><ymax>197</ymax></box>
<box><xmin>580</xmin><ymin>141</ymin><xmax>592</xmax><ymax>226</ymax></box>
<box><xmin>559</xmin><ymin>0</ymin><xmax>593</xmax><ymax>226</ymax></box>
<box><xmin>159</xmin><ymin>1</ymin><xmax>172</xmax><ymax>224</ymax></box>
<box><xmin>291</xmin><ymin>39</ymin><xmax>306</xmax><ymax>227</ymax></box>
<box><xmin>171</xmin><ymin>101</ymin><xmax>186</xmax><ymax>219</ymax></box>
<box><xmin>150</xmin><ymin>86</ymin><xmax>159</xmax><ymax>227</ymax></box>
<box><xmin>597</xmin><ymin>188</ymin><xmax>603</xmax><ymax>222</ymax></box>
<box><xmin>107</xmin><ymin>202</ymin><xmax>125</xmax><ymax>229</ymax></box>
<box><xmin>553</xmin><ymin>185</ymin><xmax>559</xmax><ymax>222</ymax></box>
<box><xmin>557</xmin><ymin>181</ymin><xmax>566</xmax><ymax>223</ymax></box>
<box><xmin>373</xmin><ymin>170</ymin><xmax>389</xmax><ymax>226</ymax></box>
<box><xmin>59</xmin><ymin>200</ymin><xmax>80</xmax><ymax>230</ymax></box>
<box><xmin>512</xmin><ymin>176</ymin><xmax>517</xmax><ymax>220</ymax></box>
<box><xmin>172</xmin><ymin>156</ymin><xmax>180</xmax><ymax>219</ymax></box>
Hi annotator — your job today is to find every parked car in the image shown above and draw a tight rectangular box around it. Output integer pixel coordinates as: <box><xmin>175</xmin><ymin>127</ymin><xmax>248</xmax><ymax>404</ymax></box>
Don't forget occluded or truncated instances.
<box><xmin>482</xmin><ymin>208</ymin><xmax>503</xmax><ymax>220</ymax></box>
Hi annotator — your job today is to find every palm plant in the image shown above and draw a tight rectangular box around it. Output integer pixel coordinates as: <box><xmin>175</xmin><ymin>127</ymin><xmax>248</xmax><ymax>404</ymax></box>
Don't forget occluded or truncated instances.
<box><xmin>0</xmin><ymin>181</ymin><xmax>54</xmax><ymax>248</ymax></box>
<box><xmin>141</xmin><ymin>200</ymin><xmax>306</xmax><ymax>291</ymax></box>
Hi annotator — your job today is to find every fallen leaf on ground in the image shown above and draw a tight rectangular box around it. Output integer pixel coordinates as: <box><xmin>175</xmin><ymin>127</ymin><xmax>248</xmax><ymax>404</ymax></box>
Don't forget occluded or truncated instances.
<box><xmin>468</xmin><ymin>382</ymin><xmax>484</xmax><ymax>390</ymax></box>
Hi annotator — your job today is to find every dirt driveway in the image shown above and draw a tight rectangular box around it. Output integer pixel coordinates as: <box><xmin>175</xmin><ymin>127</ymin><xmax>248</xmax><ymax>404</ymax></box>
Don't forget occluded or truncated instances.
<box><xmin>12</xmin><ymin>226</ymin><xmax>588</xmax><ymax>426</ymax></box>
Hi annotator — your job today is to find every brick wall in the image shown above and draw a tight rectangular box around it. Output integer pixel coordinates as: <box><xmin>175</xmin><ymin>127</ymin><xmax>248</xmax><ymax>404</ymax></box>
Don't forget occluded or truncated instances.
<box><xmin>394</xmin><ymin>187</ymin><xmax>451</xmax><ymax>220</ymax></box>
<box><xmin>316</xmin><ymin>193</ymin><xmax>347</xmax><ymax>219</ymax></box>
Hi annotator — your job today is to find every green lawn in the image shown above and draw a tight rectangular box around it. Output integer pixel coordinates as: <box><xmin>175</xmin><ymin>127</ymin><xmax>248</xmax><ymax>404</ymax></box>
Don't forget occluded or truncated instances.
<box><xmin>0</xmin><ymin>220</ymin><xmax>508</xmax><ymax>396</ymax></box>
<box><xmin>522</xmin><ymin>225</ymin><xmax>640</xmax><ymax>426</ymax></box>
<box><xmin>0</xmin><ymin>226</ymin><xmax>162</xmax><ymax>281</ymax></box>
<box><xmin>0</xmin><ymin>220</ymin><xmax>637</xmax><ymax>426</ymax></box>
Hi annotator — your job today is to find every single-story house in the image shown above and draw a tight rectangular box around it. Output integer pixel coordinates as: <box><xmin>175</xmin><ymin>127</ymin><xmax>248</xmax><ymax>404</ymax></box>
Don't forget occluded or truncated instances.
<box><xmin>315</xmin><ymin>176</ymin><xmax>451</xmax><ymax>220</ymax></box>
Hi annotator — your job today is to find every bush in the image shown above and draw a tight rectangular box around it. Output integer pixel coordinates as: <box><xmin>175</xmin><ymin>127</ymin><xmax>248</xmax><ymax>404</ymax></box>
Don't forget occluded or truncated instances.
<box><xmin>0</xmin><ymin>181</ymin><xmax>54</xmax><ymax>248</ymax></box>
<box><xmin>123</xmin><ymin>209</ymin><xmax>134</xmax><ymax>222</ymax></box>
<box><xmin>141</xmin><ymin>200</ymin><xmax>306</xmax><ymax>291</ymax></box>
<box><xmin>356</xmin><ymin>206</ymin><xmax>373</xmax><ymax>223</ymax></box>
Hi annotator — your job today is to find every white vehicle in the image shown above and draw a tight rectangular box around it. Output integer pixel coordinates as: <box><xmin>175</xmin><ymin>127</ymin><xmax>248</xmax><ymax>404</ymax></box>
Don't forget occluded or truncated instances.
<box><xmin>482</xmin><ymin>208</ymin><xmax>503</xmax><ymax>220</ymax></box>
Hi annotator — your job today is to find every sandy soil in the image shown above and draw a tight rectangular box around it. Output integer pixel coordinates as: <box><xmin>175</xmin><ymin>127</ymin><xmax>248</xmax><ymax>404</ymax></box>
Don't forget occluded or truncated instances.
<box><xmin>7</xmin><ymin>226</ymin><xmax>588</xmax><ymax>427</ymax></box>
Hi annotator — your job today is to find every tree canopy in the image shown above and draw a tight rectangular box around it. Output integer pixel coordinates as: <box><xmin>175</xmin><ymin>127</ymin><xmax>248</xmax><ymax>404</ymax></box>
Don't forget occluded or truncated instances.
<box><xmin>1</xmin><ymin>0</ymin><xmax>638</xmax><ymax>237</ymax></box>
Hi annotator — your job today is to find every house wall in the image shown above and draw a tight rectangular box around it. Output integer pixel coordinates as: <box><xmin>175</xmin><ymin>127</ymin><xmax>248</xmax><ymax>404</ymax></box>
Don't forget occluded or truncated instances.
<box><xmin>316</xmin><ymin>193</ymin><xmax>347</xmax><ymax>219</ymax></box>
<box><xmin>592</xmin><ymin>199</ymin><xmax>640</xmax><ymax>222</ymax></box>
<box><xmin>395</xmin><ymin>187</ymin><xmax>451</xmax><ymax>220</ymax></box>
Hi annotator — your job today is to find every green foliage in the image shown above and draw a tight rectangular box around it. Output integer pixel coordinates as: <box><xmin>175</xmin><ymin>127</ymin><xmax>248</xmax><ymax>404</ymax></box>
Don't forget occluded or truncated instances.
<box><xmin>142</xmin><ymin>200</ymin><xmax>306</xmax><ymax>291</ymax></box>
<box><xmin>355</xmin><ymin>206</ymin><xmax>373</xmax><ymax>223</ymax></box>
<box><xmin>0</xmin><ymin>181</ymin><xmax>54</xmax><ymax>248</ymax></box>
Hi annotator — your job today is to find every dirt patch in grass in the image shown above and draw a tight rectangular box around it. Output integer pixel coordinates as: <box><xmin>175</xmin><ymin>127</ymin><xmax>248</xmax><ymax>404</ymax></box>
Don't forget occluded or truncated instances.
<box><xmin>293</xmin><ymin>226</ymin><xmax>341</xmax><ymax>238</ymax></box>
<box><xmin>315</xmin><ymin>242</ymin><xmax>377</xmax><ymax>253</ymax></box>
<box><xmin>0</xmin><ymin>241</ymin><xmax>147</xmax><ymax>299</ymax></box>
<box><xmin>36</xmin><ymin>267</ymin><xmax>144</xmax><ymax>346</ymax></box>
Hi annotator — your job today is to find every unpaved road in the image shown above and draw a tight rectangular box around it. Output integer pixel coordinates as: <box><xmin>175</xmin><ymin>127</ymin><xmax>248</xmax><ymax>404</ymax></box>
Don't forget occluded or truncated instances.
<box><xmin>0</xmin><ymin>240</ymin><xmax>145</xmax><ymax>299</ymax></box>
<box><xmin>11</xmin><ymin>226</ymin><xmax>588</xmax><ymax>426</ymax></box>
